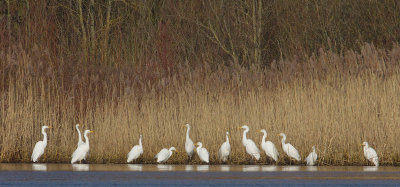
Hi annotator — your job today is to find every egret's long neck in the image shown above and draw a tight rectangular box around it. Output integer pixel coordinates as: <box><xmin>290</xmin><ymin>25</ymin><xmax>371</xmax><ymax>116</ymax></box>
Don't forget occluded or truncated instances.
<box><xmin>186</xmin><ymin>127</ymin><xmax>190</xmax><ymax>141</ymax></box>
<box><xmin>196</xmin><ymin>144</ymin><xmax>202</xmax><ymax>152</ymax></box>
<box><xmin>281</xmin><ymin>136</ymin><xmax>286</xmax><ymax>147</ymax></box>
<box><xmin>84</xmin><ymin>132</ymin><xmax>89</xmax><ymax>146</ymax></box>
<box><xmin>262</xmin><ymin>132</ymin><xmax>267</xmax><ymax>143</ymax></box>
<box><xmin>77</xmin><ymin>126</ymin><xmax>82</xmax><ymax>142</ymax></box>
<box><xmin>225</xmin><ymin>134</ymin><xmax>229</xmax><ymax>143</ymax></box>
<box><xmin>363</xmin><ymin>144</ymin><xmax>368</xmax><ymax>151</ymax></box>
<box><xmin>242</xmin><ymin>129</ymin><xmax>248</xmax><ymax>145</ymax></box>
<box><xmin>139</xmin><ymin>137</ymin><xmax>142</xmax><ymax>147</ymax></box>
<box><xmin>42</xmin><ymin>128</ymin><xmax>47</xmax><ymax>144</ymax></box>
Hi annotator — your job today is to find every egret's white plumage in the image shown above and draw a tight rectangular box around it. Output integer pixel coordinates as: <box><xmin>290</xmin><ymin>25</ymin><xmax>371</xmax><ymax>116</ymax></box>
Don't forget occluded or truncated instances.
<box><xmin>71</xmin><ymin>130</ymin><xmax>93</xmax><ymax>164</ymax></box>
<box><xmin>279</xmin><ymin>133</ymin><xmax>301</xmax><ymax>161</ymax></box>
<box><xmin>127</xmin><ymin>135</ymin><xmax>143</xmax><ymax>163</ymax></box>
<box><xmin>362</xmin><ymin>142</ymin><xmax>379</xmax><ymax>166</ymax></box>
<box><xmin>196</xmin><ymin>142</ymin><xmax>209</xmax><ymax>163</ymax></box>
<box><xmin>155</xmin><ymin>147</ymin><xmax>176</xmax><ymax>163</ymax></box>
<box><xmin>218</xmin><ymin>131</ymin><xmax>231</xmax><ymax>162</ymax></box>
<box><xmin>240</xmin><ymin>125</ymin><xmax>261</xmax><ymax>160</ymax></box>
<box><xmin>76</xmin><ymin>124</ymin><xmax>84</xmax><ymax>147</ymax></box>
<box><xmin>184</xmin><ymin>124</ymin><xmax>195</xmax><ymax>160</ymax></box>
<box><xmin>305</xmin><ymin>146</ymin><xmax>317</xmax><ymax>166</ymax></box>
<box><xmin>260</xmin><ymin>129</ymin><xmax>279</xmax><ymax>162</ymax></box>
<box><xmin>31</xmin><ymin>126</ymin><xmax>50</xmax><ymax>162</ymax></box>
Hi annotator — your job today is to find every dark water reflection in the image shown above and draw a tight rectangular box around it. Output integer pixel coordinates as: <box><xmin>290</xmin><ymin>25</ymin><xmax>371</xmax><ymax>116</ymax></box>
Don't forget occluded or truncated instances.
<box><xmin>1</xmin><ymin>164</ymin><xmax>400</xmax><ymax>186</ymax></box>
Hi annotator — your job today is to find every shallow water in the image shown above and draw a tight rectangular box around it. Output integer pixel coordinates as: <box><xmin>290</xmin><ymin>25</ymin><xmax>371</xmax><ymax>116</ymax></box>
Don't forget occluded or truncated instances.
<box><xmin>1</xmin><ymin>164</ymin><xmax>400</xmax><ymax>186</ymax></box>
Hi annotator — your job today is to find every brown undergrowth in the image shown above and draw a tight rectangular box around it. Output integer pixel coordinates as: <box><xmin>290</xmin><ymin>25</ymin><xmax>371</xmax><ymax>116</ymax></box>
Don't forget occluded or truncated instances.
<box><xmin>1</xmin><ymin>43</ymin><xmax>400</xmax><ymax>165</ymax></box>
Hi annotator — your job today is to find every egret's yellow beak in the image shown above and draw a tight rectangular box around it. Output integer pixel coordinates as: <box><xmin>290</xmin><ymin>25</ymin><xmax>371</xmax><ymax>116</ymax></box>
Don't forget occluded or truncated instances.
<box><xmin>48</xmin><ymin>126</ymin><xmax>52</xmax><ymax>128</ymax></box>
<box><xmin>89</xmin><ymin>131</ymin><xmax>94</xmax><ymax>133</ymax></box>
<box><xmin>360</xmin><ymin>144</ymin><xmax>364</xmax><ymax>146</ymax></box>
<box><xmin>259</xmin><ymin>130</ymin><xmax>262</xmax><ymax>133</ymax></box>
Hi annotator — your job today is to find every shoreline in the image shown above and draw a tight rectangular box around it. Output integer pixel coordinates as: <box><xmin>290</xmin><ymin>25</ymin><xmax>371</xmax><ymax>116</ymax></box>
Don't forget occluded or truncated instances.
<box><xmin>0</xmin><ymin>161</ymin><xmax>398</xmax><ymax>166</ymax></box>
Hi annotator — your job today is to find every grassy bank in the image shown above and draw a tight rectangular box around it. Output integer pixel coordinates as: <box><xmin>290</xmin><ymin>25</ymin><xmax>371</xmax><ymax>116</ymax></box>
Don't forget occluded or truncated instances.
<box><xmin>1</xmin><ymin>44</ymin><xmax>400</xmax><ymax>165</ymax></box>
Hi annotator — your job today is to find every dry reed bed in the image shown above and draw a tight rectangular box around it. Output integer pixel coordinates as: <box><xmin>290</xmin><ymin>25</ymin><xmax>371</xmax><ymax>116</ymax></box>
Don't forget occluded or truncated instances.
<box><xmin>1</xmin><ymin>44</ymin><xmax>400</xmax><ymax>165</ymax></box>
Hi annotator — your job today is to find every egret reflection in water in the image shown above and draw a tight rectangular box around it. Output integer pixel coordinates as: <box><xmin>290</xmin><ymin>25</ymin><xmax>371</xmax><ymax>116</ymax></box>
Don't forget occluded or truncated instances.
<box><xmin>282</xmin><ymin>166</ymin><xmax>300</xmax><ymax>172</ymax></box>
<box><xmin>32</xmin><ymin>164</ymin><xmax>47</xmax><ymax>171</ymax></box>
<box><xmin>261</xmin><ymin>165</ymin><xmax>278</xmax><ymax>172</ymax></box>
<box><xmin>156</xmin><ymin>164</ymin><xmax>173</xmax><ymax>171</ymax></box>
<box><xmin>185</xmin><ymin>165</ymin><xmax>194</xmax><ymax>171</ymax></box>
<box><xmin>242</xmin><ymin>165</ymin><xmax>260</xmax><ymax>172</ymax></box>
<box><xmin>306</xmin><ymin>166</ymin><xmax>318</xmax><ymax>171</ymax></box>
<box><xmin>363</xmin><ymin>166</ymin><xmax>379</xmax><ymax>172</ymax></box>
<box><xmin>127</xmin><ymin>164</ymin><xmax>143</xmax><ymax>171</ymax></box>
<box><xmin>72</xmin><ymin>164</ymin><xmax>89</xmax><ymax>171</ymax></box>
<box><xmin>220</xmin><ymin>165</ymin><xmax>230</xmax><ymax>172</ymax></box>
<box><xmin>196</xmin><ymin>165</ymin><xmax>209</xmax><ymax>172</ymax></box>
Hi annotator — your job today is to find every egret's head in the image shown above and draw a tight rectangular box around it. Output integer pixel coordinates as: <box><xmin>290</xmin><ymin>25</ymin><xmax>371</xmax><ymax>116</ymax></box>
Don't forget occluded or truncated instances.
<box><xmin>84</xmin><ymin>130</ymin><xmax>93</xmax><ymax>134</ymax></box>
<box><xmin>42</xmin><ymin>126</ymin><xmax>50</xmax><ymax>129</ymax></box>
<box><xmin>170</xmin><ymin>147</ymin><xmax>177</xmax><ymax>152</ymax></box>
<box><xmin>259</xmin><ymin>129</ymin><xmax>267</xmax><ymax>134</ymax></box>
<box><xmin>195</xmin><ymin>142</ymin><xmax>203</xmax><ymax>147</ymax></box>
<box><xmin>240</xmin><ymin>125</ymin><xmax>249</xmax><ymax>130</ymax></box>
<box><xmin>184</xmin><ymin>123</ymin><xmax>191</xmax><ymax>128</ymax></box>
<box><xmin>76</xmin><ymin>124</ymin><xmax>79</xmax><ymax>127</ymax></box>
<box><xmin>361</xmin><ymin>142</ymin><xmax>368</xmax><ymax>146</ymax></box>
<box><xmin>312</xmin><ymin>146</ymin><xmax>316</xmax><ymax>150</ymax></box>
<box><xmin>139</xmin><ymin>135</ymin><xmax>142</xmax><ymax>138</ymax></box>
<box><xmin>278</xmin><ymin>133</ymin><xmax>286</xmax><ymax>137</ymax></box>
<box><xmin>226</xmin><ymin>131</ymin><xmax>229</xmax><ymax>135</ymax></box>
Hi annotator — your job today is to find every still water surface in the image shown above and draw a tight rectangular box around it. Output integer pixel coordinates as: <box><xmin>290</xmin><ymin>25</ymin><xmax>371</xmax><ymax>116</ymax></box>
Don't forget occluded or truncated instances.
<box><xmin>1</xmin><ymin>164</ymin><xmax>400</xmax><ymax>186</ymax></box>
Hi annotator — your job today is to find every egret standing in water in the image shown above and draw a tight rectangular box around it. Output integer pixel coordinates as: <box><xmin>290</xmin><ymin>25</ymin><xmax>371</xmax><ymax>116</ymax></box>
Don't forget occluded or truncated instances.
<box><xmin>155</xmin><ymin>147</ymin><xmax>177</xmax><ymax>163</ymax></box>
<box><xmin>305</xmin><ymin>146</ymin><xmax>317</xmax><ymax>166</ymax></box>
<box><xmin>260</xmin><ymin>129</ymin><xmax>279</xmax><ymax>163</ymax></box>
<box><xmin>362</xmin><ymin>142</ymin><xmax>379</xmax><ymax>166</ymax></box>
<box><xmin>127</xmin><ymin>135</ymin><xmax>143</xmax><ymax>163</ymax></box>
<box><xmin>218</xmin><ymin>131</ymin><xmax>231</xmax><ymax>162</ymax></box>
<box><xmin>75</xmin><ymin>124</ymin><xmax>84</xmax><ymax>147</ymax></box>
<box><xmin>184</xmin><ymin>123</ymin><xmax>195</xmax><ymax>161</ymax></box>
<box><xmin>195</xmin><ymin>142</ymin><xmax>209</xmax><ymax>163</ymax></box>
<box><xmin>278</xmin><ymin>133</ymin><xmax>301</xmax><ymax>162</ymax></box>
<box><xmin>240</xmin><ymin>125</ymin><xmax>261</xmax><ymax>161</ymax></box>
<box><xmin>31</xmin><ymin>126</ymin><xmax>51</xmax><ymax>162</ymax></box>
<box><xmin>71</xmin><ymin>130</ymin><xmax>93</xmax><ymax>164</ymax></box>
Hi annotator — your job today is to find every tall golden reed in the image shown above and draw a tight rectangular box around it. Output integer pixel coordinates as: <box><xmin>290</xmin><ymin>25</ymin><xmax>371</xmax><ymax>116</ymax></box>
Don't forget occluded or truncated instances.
<box><xmin>1</xmin><ymin>44</ymin><xmax>400</xmax><ymax>165</ymax></box>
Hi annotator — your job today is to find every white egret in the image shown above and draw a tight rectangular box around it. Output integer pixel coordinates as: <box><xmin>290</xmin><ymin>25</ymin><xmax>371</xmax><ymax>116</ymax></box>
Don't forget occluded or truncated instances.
<box><xmin>31</xmin><ymin>126</ymin><xmax>50</xmax><ymax>162</ymax></box>
<box><xmin>195</xmin><ymin>142</ymin><xmax>209</xmax><ymax>163</ymax></box>
<box><xmin>362</xmin><ymin>142</ymin><xmax>379</xmax><ymax>166</ymax></box>
<box><xmin>218</xmin><ymin>131</ymin><xmax>231</xmax><ymax>162</ymax></box>
<box><xmin>155</xmin><ymin>147</ymin><xmax>177</xmax><ymax>163</ymax></box>
<box><xmin>240</xmin><ymin>125</ymin><xmax>261</xmax><ymax>160</ymax></box>
<box><xmin>184</xmin><ymin>123</ymin><xmax>195</xmax><ymax>160</ymax></box>
<box><xmin>71</xmin><ymin>130</ymin><xmax>93</xmax><ymax>164</ymax></box>
<box><xmin>279</xmin><ymin>133</ymin><xmax>301</xmax><ymax>161</ymax></box>
<box><xmin>127</xmin><ymin>135</ymin><xmax>143</xmax><ymax>163</ymax></box>
<box><xmin>260</xmin><ymin>129</ymin><xmax>279</xmax><ymax>162</ymax></box>
<box><xmin>75</xmin><ymin>124</ymin><xmax>84</xmax><ymax>147</ymax></box>
<box><xmin>305</xmin><ymin>146</ymin><xmax>317</xmax><ymax>166</ymax></box>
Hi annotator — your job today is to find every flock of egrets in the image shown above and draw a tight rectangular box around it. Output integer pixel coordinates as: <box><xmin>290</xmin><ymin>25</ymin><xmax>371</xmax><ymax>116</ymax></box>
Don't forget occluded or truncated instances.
<box><xmin>31</xmin><ymin>124</ymin><xmax>379</xmax><ymax>166</ymax></box>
